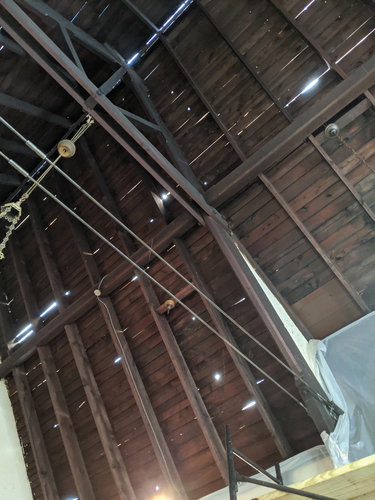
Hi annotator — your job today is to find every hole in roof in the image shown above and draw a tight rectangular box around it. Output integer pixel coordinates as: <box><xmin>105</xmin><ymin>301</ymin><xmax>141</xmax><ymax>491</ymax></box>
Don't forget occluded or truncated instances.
<box><xmin>295</xmin><ymin>0</ymin><xmax>317</xmax><ymax>19</ymax></box>
<box><xmin>125</xmin><ymin>0</ymin><xmax>194</xmax><ymax>65</ymax></box>
<box><xmin>242</xmin><ymin>400</ymin><xmax>256</xmax><ymax>410</ymax></box>
<box><xmin>335</xmin><ymin>27</ymin><xmax>375</xmax><ymax>64</ymax></box>
<box><xmin>98</xmin><ymin>3</ymin><xmax>110</xmax><ymax>18</ymax></box>
<box><xmin>285</xmin><ymin>68</ymin><xmax>330</xmax><ymax>108</ymax></box>
<box><xmin>71</xmin><ymin>1</ymin><xmax>87</xmax><ymax>23</ymax></box>
<box><xmin>189</xmin><ymin>134</ymin><xmax>224</xmax><ymax>165</ymax></box>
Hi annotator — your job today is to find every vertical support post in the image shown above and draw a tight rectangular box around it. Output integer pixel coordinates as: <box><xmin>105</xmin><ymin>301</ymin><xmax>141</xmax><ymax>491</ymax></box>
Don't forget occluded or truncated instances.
<box><xmin>225</xmin><ymin>426</ymin><xmax>237</xmax><ymax>500</ymax></box>
<box><xmin>0</xmin><ymin>283</ymin><xmax>59</xmax><ymax>500</ymax></box>
<box><xmin>8</xmin><ymin>234</ymin><xmax>97</xmax><ymax>500</ymax></box>
<box><xmin>26</xmin><ymin>197</ymin><xmax>137</xmax><ymax>500</ymax></box>
<box><xmin>52</xmin><ymin>178</ymin><xmax>188</xmax><ymax>500</ymax></box>
<box><xmin>174</xmin><ymin>238</ymin><xmax>293</xmax><ymax>458</ymax></box>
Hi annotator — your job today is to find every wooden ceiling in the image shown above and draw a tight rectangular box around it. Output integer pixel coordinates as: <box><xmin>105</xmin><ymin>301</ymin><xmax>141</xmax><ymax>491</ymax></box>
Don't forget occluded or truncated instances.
<box><xmin>0</xmin><ymin>0</ymin><xmax>375</xmax><ymax>499</ymax></box>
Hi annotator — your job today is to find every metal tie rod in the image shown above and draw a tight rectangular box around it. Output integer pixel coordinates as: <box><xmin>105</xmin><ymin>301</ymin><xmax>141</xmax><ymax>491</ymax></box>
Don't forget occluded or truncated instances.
<box><xmin>0</xmin><ymin>114</ymin><xmax>335</xmax><ymax>411</ymax></box>
<box><xmin>0</xmin><ymin>150</ymin><xmax>308</xmax><ymax>410</ymax></box>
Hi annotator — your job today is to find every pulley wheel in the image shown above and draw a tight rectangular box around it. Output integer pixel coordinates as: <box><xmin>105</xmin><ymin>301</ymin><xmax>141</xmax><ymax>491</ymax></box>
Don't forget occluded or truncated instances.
<box><xmin>325</xmin><ymin>123</ymin><xmax>339</xmax><ymax>138</ymax></box>
<box><xmin>164</xmin><ymin>299</ymin><xmax>175</xmax><ymax>311</ymax></box>
<box><xmin>57</xmin><ymin>139</ymin><xmax>76</xmax><ymax>158</ymax></box>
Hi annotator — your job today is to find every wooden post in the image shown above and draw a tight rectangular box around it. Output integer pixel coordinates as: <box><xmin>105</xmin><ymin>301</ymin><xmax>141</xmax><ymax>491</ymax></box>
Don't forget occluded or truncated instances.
<box><xmin>52</xmin><ymin>180</ymin><xmax>189</xmax><ymax>500</ymax></box>
<box><xmin>27</xmin><ymin>197</ymin><xmax>137</xmax><ymax>500</ymax></box>
<box><xmin>8</xmin><ymin>234</ymin><xmax>97</xmax><ymax>500</ymax></box>
<box><xmin>259</xmin><ymin>174</ymin><xmax>370</xmax><ymax>314</ymax></box>
<box><xmin>174</xmin><ymin>238</ymin><xmax>293</xmax><ymax>459</ymax></box>
<box><xmin>0</xmin><ymin>282</ymin><xmax>59</xmax><ymax>500</ymax></box>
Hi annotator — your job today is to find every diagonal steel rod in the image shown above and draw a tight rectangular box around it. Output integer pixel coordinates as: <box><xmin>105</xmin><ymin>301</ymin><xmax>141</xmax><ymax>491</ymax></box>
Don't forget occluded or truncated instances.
<box><xmin>1</xmin><ymin>149</ymin><xmax>309</xmax><ymax>410</ymax></box>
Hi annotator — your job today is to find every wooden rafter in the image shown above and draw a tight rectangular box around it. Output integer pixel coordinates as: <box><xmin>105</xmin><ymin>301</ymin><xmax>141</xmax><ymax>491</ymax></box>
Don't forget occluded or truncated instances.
<box><xmin>27</xmin><ymin>196</ymin><xmax>138</xmax><ymax>500</ymax></box>
<box><xmin>8</xmin><ymin>234</ymin><xmax>96</xmax><ymax>500</ymax></box>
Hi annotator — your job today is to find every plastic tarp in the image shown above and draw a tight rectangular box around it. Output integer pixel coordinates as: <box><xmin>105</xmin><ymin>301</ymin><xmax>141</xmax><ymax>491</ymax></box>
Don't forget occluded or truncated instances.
<box><xmin>307</xmin><ymin>310</ymin><xmax>375</xmax><ymax>467</ymax></box>
<box><xmin>199</xmin><ymin>446</ymin><xmax>333</xmax><ymax>500</ymax></box>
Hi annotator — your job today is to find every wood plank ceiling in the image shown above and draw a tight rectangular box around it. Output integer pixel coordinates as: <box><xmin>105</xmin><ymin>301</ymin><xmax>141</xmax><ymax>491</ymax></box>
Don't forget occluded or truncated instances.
<box><xmin>0</xmin><ymin>0</ymin><xmax>375</xmax><ymax>499</ymax></box>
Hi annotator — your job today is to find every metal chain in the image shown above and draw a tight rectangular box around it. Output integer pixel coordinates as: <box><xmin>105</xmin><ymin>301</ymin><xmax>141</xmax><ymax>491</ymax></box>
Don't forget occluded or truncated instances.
<box><xmin>0</xmin><ymin>116</ymin><xmax>94</xmax><ymax>260</ymax></box>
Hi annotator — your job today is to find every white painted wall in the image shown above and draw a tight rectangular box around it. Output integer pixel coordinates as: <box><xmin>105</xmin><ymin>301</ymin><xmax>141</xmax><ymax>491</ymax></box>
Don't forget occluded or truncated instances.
<box><xmin>0</xmin><ymin>379</ymin><xmax>33</xmax><ymax>499</ymax></box>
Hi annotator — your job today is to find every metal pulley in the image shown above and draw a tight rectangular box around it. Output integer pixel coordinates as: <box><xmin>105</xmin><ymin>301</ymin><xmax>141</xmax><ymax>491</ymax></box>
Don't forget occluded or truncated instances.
<box><xmin>164</xmin><ymin>299</ymin><xmax>175</xmax><ymax>312</ymax></box>
<box><xmin>325</xmin><ymin>123</ymin><xmax>339</xmax><ymax>138</ymax></box>
<box><xmin>57</xmin><ymin>139</ymin><xmax>76</xmax><ymax>157</ymax></box>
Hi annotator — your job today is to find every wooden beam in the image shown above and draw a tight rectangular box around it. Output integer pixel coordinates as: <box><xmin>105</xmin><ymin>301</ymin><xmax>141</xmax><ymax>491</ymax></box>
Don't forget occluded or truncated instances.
<box><xmin>52</xmin><ymin>180</ymin><xmax>188</xmax><ymax>500</ymax></box>
<box><xmin>78</xmin><ymin>144</ymin><xmax>228</xmax><ymax>482</ymax></box>
<box><xmin>37</xmin><ymin>346</ymin><xmax>96</xmax><ymax>499</ymax></box>
<box><xmin>57</xmin><ymin>25</ymin><xmax>86</xmax><ymax>74</ymax></box>
<box><xmin>258</xmin><ymin>454</ymin><xmax>375</xmax><ymax>500</ymax></box>
<box><xmin>0</xmin><ymin>211</ymin><xmax>195</xmax><ymax>379</ymax></box>
<box><xmin>206</xmin><ymin>53</ymin><xmax>375</xmax><ymax>206</ymax></box>
<box><xmin>105</xmin><ymin>43</ymin><xmax>203</xmax><ymax>191</ymax></box>
<box><xmin>163</xmin><ymin>35</ymin><xmax>246</xmax><ymax>162</ymax></box>
<box><xmin>0</xmin><ymin>138</ymin><xmax>38</xmax><ymax>157</ymax></box>
<box><xmin>96</xmin><ymin>295</ymin><xmax>188</xmax><ymax>500</ymax></box>
<box><xmin>264</xmin><ymin>0</ymin><xmax>347</xmax><ymax>79</ymax></box>
<box><xmin>137</xmin><ymin>273</ymin><xmax>228</xmax><ymax>480</ymax></box>
<box><xmin>264</xmin><ymin>0</ymin><xmax>375</xmax><ymax>107</ymax></box>
<box><xmin>8</xmin><ymin>235</ymin><xmax>97</xmax><ymax>500</ymax></box>
<box><xmin>155</xmin><ymin>283</ymin><xmax>194</xmax><ymax>314</ymax></box>
<box><xmin>0</xmin><ymin>285</ymin><xmax>60</xmax><ymax>500</ymax></box>
<box><xmin>195</xmin><ymin>0</ymin><xmax>293</xmax><ymax>123</ymax></box>
<box><xmin>0</xmin><ymin>92</ymin><xmax>71</xmax><ymax>128</ymax></box>
<box><xmin>308</xmin><ymin>135</ymin><xmax>375</xmax><ymax>225</ymax></box>
<box><xmin>27</xmin><ymin>196</ymin><xmax>138</xmax><ymax>500</ymax></box>
<box><xmin>203</xmin><ymin>215</ymin><xmax>339</xmax><ymax>433</ymax></box>
<box><xmin>0</xmin><ymin>173</ymin><xmax>21</xmax><ymax>186</ymax></box>
<box><xmin>0</xmin><ymin>31</ymin><xmax>25</xmax><ymax>55</ymax></box>
<box><xmin>0</xmin><ymin>0</ymin><xmax>218</xmax><ymax>227</ymax></box>
<box><xmin>259</xmin><ymin>174</ymin><xmax>370</xmax><ymax>314</ymax></box>
<box><xmin>174</xmin><ymin>238</ymin><xmax>293</xmax><ymax>459</ymax></box>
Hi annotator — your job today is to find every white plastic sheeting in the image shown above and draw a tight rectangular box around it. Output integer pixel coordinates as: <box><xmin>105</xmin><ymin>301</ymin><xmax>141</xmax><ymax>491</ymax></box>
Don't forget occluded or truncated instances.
<box><xmin>200</xmin><ymin>446</ymin><xmax>333</xmax><ymax>500</ymax></box>
<box><xmin>0</xmin><ymin>379</ymin><xmax>33</xmax><ymax>499</ymax></box>
<box><xmin>307</xmin><ymin>310</ymin><xmax>375</xmax><ymax>467</ymax></box>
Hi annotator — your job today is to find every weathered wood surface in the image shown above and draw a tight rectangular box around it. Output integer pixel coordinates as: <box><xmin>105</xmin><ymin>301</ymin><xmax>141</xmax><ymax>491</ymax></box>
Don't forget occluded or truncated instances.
<box><xmin>1</xmin><ymin>0</ymin><xmax>375</xmax><ymax>498</ymax></box>
<box><xmin>258</xmin><ymin>454</ymin><xmax>375</xmax><ymax>500</ymax></box>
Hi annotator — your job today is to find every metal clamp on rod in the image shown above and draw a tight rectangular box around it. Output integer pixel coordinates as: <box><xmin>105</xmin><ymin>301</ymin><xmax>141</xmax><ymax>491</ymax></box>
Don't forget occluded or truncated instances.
<box><xmin>225</xmin><ymin>426</ymin><xmax>337</xmax><ymax>500</ymax></box>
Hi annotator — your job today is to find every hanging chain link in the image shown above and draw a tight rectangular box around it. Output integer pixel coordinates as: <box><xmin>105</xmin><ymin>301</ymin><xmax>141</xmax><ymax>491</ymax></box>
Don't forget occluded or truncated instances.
<box><xmin>0</xmin><ymin>115</ymin><xmax>94</xmax><ymax>259</ymax></box>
